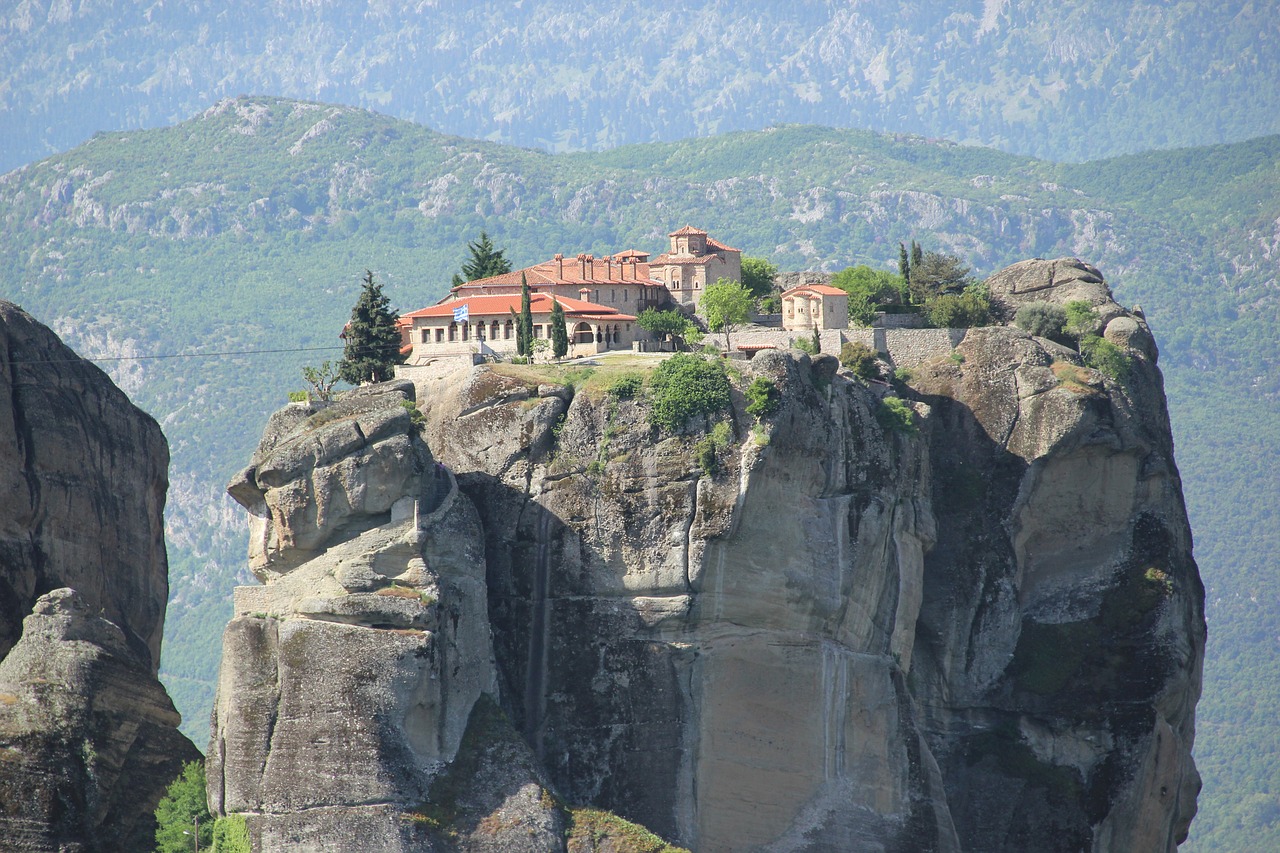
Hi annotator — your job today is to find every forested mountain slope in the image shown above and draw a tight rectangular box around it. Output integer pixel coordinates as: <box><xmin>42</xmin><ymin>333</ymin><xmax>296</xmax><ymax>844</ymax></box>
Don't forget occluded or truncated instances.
<box><xmin>3</xmin><ymin>0</ymin><xmax>1279</xmax><ymax>172</ymax></box>
<box><xmin>1</xmin><ymin>98</ymin><xmax>1276</xmax><ymax>851</ymax></box>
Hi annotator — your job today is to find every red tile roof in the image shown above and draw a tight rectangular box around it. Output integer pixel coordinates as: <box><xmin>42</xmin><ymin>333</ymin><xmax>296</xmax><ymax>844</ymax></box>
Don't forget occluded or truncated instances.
<box><xmin>706</xmin><ymin>236</ymin><xmax>741</xmax><ymax>253</ymax></box>
<box><xmin>403</xmin><ymin>292</ymin><xmax>635</xmax><ymax>323</ymax></box>
<box><xmin>669</xmin><ymin>225</ymin><xmax>708</xmax><ymax>236</ymax></box>
<box><xmin>783</xmin><ymin>284</ymin><xmax>847</xmax><ymax>298</ymax></box>
<box><xmin>649</xmin><ymin>252</ymin><xmax>730</xmax><ymax>266</ymax></box>
<box><xmin>450</xmin><ymin>254</ymin><xmax>666</xmax><ymax>291</ymax></box>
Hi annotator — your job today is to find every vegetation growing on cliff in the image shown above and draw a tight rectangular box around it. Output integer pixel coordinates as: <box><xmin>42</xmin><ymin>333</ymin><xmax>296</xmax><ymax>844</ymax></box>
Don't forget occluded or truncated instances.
<box><xmin>155</xmin><ymin>761</ymin><xmax>213</xmax><ymax>853</ymax></box>
<box><xmin>647</xmin><ymin>354</ymin><xmax>732</xmax><ymax>433</ymax></box>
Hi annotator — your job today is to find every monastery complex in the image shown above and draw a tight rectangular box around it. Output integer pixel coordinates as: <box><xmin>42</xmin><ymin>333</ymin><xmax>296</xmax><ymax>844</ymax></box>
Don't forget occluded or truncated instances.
<box><xmin>399</xmin><ymin>225</ymin><xmax>850</xmax><ymax>365</ymax></box>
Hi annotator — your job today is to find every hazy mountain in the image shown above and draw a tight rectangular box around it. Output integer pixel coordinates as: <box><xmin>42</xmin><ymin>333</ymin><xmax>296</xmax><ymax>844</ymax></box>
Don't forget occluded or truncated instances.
<box><xmin>3</xmin><ymin>1</ymin><xmax>1279</xmax><ymax>173</ymax></box>
<box><xmin>1</xmin><ymin>98</ymin><xmax>1276</xmax><ymax>850</ymax></box>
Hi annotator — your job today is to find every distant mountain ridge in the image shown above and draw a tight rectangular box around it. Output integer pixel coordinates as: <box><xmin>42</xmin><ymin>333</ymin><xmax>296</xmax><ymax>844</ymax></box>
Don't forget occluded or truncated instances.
<box><xmin>1</xmin><ymin>97</ymin><xmax>1276</xmax><ymax>851</ymax></box>
<box><xmin>3</xmin><ymin>0</ymin><xmax>1279</xmax><ymax>172</ymax></box>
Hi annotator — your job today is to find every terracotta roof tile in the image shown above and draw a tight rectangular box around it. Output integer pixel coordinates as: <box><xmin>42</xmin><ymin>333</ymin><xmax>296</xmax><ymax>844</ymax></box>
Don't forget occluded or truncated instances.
<box><xmin>669</xmin><ymin>225</ymin><xmax>708</xmax><ymax>236</ymax></box>
<box><xmin>403</xmin><ymin>292</ymin><xmax>635</xmax><ymax>322</ymax></box>
<box><xmin>783</xmin><ymin>284</ymin><xmax>847</xmax><ymax>297</ymax></box>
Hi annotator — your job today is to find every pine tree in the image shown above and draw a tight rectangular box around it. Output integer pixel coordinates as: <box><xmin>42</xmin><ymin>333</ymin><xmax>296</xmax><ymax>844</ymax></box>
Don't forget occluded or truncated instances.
<box><xmin>339</xmin><ymin>270</ymin><xmax>402</xmax><ymax>385</ymax></box>
<box><xmin>550</xmin><ymin>297</ymin><xmax>568</xmax><ymax>359</ymax></box>
<box><xmin>155</xmin><ymin>761</ymin><xmax>213</xmax><ymax>853</ymax></box>
<box><xmin>518</xmin><ymin>272</ymin><xmax>534</xmax><ymax>357</ymax></box>
<box><xmin>460</xmin><ymin>231</ymin><xmax>512</xmax><ymax>282</ymax></box>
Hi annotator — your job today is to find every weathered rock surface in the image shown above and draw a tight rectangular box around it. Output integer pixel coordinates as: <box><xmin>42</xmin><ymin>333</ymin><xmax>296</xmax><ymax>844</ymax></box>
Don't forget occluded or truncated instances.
<box><xmin>0</xmin><ymin>589</ymin><xmax>200</xmax><ymax>852</ymax></box>
<box><xmin>0</xmin><ymin>301</ymin><xmax>170</xmax><ymax>669</ymax></box>
<box><xmin>214</xmin><ymin>258</ymin><xmax>1202</xmax><ymax>852</ymax></box>
<box><xmin>211</xmin><ymin>382</ymin><xmax>563</xmax><ymax>852</ymax></box>
<box><xmin>0</xmin><ymin>302</ymin><xmax>199</xmax><ymax>851</ymax></box>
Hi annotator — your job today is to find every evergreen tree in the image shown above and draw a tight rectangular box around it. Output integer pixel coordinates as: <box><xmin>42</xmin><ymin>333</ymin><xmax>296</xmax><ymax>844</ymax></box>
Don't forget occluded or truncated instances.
<box><xmin>550</xmin><ymin>297</ymin><xmax>568</xmax><ymax>359</ymax></box>
<box><xmin>910</xmin><ymin>240</ymin><xmax>923</xmax><ymax>270</ymax></box>
<box><xmin>155</xmin><ymin>761</ymin><xmax>213</xmax><ymax>853</ymax></box>
<box><xmin>339</xmin><ymin>270</ymin><xmax>402</xmax><ymax>385</ymax></box>
<box><xmin>898</xmin><ymin>242</ymin><xmax>911</xmax><ymax>284</ymax></box>
<box><xmin>459</xmin><ymin>231</ymin><xmax>512</xmax><ymax>282</ymax></box>
<box><xmin>518</xmin><ymin>272</ymin><xmax>534</xmax><ymax>357</ymax></box>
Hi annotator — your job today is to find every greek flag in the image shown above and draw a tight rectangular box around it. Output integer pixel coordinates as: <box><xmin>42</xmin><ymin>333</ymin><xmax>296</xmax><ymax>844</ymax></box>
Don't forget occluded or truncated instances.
<box><xmin>453</xmin><ymin>304</ymin><xmax>469</xmax><ymax>323</ymax></box>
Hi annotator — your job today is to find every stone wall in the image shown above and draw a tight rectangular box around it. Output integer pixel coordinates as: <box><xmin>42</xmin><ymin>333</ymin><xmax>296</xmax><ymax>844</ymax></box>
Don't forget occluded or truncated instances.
<box><xmin>728</xmin><ymin>326</ymin><xmax>967</xmax><ymax>367</ymax></box>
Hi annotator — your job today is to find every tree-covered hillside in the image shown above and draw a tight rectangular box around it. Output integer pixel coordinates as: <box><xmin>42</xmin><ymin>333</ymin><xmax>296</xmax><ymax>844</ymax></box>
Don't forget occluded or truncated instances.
<box><xmin>1</xmin><ymin>98</ymin><xmax>1276</xmax><ymax>851</ymax></box>
<box><xmin>3</xmin><ymin>1</ymin><xmax>1279</xmax><ymax>172</ymax></box>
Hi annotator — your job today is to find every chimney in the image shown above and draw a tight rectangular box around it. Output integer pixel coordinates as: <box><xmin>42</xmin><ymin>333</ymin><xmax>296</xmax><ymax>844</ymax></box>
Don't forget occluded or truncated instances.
<box><xmin>577</xmin><ymin>253</ymin><xmax>586</xmax><ymax>279</ymax></box>
<box><xmin>605</xmin><ymin>256</ymin><xmax>613</xmax><ymax>280</ymax></box>
<box><xmin>555</xmin><ymin>253</ymin><xmax>563</xmax><ymax>279</ymax></box>
<box><xmin>579</xmin><ymin>287</ymin><xmax>591</xmax><ymax>303</ymax></box>
<box><xmin>586</xmin><ymin>254</ymin><xmax>594</xmax><ymax>281</ymax></box>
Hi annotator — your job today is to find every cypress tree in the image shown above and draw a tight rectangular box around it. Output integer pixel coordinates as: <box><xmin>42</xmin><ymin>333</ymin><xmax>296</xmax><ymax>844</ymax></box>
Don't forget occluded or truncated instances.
<box><xmin>550</xmin><ymin>297</ymin><xmax>568</xmax><ymax>359</ymax></box>
<box><xmin>517</xmin><ymin>272</ymin><xmax>534</xmax><ymax>356</ymax></box>
<box><xmin>339</xmin><ymin>270</ymin><xmax>402</xmax><ymax>385</ymax></box>
<box><xmin>910</xmin><ymin>240</ymin><xmax>923</xmax><ymax>270</ymax></box>
<box><xmin>898</xmin><ymin>241</ymin><xmax>911</xmax><ymax>283</ymax></box>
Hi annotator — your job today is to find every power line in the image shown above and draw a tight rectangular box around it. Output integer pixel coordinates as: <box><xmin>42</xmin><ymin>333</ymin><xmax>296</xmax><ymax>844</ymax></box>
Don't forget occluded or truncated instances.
<box><xmin>1</xmin><ymin>343</ymin><xmax>403</xmax><ymax>367</ymax></box>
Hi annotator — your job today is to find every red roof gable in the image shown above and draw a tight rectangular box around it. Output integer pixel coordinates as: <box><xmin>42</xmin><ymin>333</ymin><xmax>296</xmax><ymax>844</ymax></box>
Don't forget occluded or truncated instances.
<box><xmin>669</xmin><ymin>225</ymin><xmax>708</xmax><ymax>236</ymax></box>
<box><xmin>403</xmin><ymin>292</ymin><xmax>635</xmax><ymax>322</ymax></box>
<box><xmin>783</xmin><ymin>284</ymin><xmax>847</xmax><ymax>298</ymax></box>
<box><xmin>452</xmin><ymin>255</ymin><xmax>665</xmax><ymax>291</ymax></box>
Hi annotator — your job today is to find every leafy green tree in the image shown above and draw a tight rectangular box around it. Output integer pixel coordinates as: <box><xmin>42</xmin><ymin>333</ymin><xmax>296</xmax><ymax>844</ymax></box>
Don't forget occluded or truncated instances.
<box><xmin>1064</xmin><ymin>300</ymin><xmax>1099</xmax><ymax>342</ymax></box>
<box><xmin>648</xmin><ymin>354</ymin><xmax>731</xmax><ymax>432</ymax></box>
<box><xmin>740</xmin><ymin>256</ymin><xmax>778</xmax><ymax>300</ymax></box>
<box><xmin>637</xmin><ymin>308</ymin><xmax>696</xmax><ymax>350</ymax></box>
<box><xmin>877</xmin><ymin>397</ymin><xmax>918</xmax><ymax>435</ymax></box>
<box><xmin>339</xmin><ymin>270</ymin><xmax>402</xmax><ymax>385</ymax></box>
<box><xmin>924</xmin><ymin>288</ymin><xmax>991</xmax><ymax>328</ymax></box>
<box><xmin>155</xmin><ymin>760</ymin><xmax>212</xmax><ymax>853</ymax></box>
<box><xmin>301</xmin><ymin>360</ymin><xmax>340</xmax><ymax>401</ymax></box>
<box><xmin>701</xmin><ymin>278</ymin><xmax>753</xmax><ymax>352</ymax></box>
<box><xmin>459</xmin><ymin>231</ymin><xmax>512</xmax><ymax>282</ymax></box>
<box><xmin>550</xmin><ymin>298</ymin><xmax>568</xmax><ymax>359</ymax></box>
<box><xmin>831</xmin><ymin>264</ymin><xmax>907</xmax><ymax>325</ymax></box>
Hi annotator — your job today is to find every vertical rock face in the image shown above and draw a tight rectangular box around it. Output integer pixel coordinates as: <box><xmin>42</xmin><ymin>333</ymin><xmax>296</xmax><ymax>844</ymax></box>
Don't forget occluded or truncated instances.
<box><xmin>210</xmin><ymin>382</ymin><xmax>565</xmax><ymax>852</ymax></box>
<box><xmin>0</xmin><ymin>301</ymin><xmax>199</xmax><ymax>852</ymax></box>
<box><xmin>0</xmin><ymin>301</ymin><xmax>169</xmax><ymax>669</ymax></box>
<box><xmin>214</xmin><ymin>258</ymin><xmax>1202</xmax><ymax>852</ymax></box>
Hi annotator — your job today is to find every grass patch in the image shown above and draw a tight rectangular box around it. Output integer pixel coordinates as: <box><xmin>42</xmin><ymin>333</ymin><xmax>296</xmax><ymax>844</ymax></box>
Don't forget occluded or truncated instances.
<box><xmin>1051</xmin><ymin>361</ymin><xmax>1100</xmax><ymax>394</ymax></box>
<box><xmin>376</xmin><ymin>584</ymin><xmax>435</xmax><ymax>606</ymax></box>
<box><xmin>491</xmin><ymin>358</ymin><xmax>666</xmax><ymax>398</ymax></box>
<box><xmin>566</xmin><ymin>808</ymin><xmax>691</xmax><ymax>853</ymax></box>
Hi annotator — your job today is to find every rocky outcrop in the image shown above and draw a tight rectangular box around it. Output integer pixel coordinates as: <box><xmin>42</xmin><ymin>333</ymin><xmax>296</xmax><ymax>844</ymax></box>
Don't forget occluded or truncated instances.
<box><xmin>210</xmin><ymin>382</ymin><xmax>563</xmax><ymax>851</ymax></box>
<box><xmin>0</xmin><ymin>302</ymin><xmax>199</xmax><ymax>851</ymax></box>
<box><xmin>0</xmin><ymin>589</ymin><xmax>199</xmax><ymax>852</ymax></box>
<box><xmin>214</xmin><ymin>258</ymin><xmax>1203</xmax><ymax>851</ymax></box>
<box><xmin>909</xmin><ymin>260</ymin><xmax>1202</xmax><ymax>852</ymax></box>
<box><xmin>0</xmin><ymin>301</ymin><xmax>170</xmax><ymax>669</ymax></box>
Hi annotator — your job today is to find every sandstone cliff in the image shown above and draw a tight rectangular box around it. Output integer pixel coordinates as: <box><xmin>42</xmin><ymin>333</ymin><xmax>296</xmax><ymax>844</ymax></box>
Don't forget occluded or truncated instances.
<box><xmin>0</xmin><ymin>301</ymin><xmax>200</xmax><ymax>852</ymax></box>
<box><xmin>212</xmin><ymin>259</ymin><xmax>1203</xmax><ymax>852</ymax></box>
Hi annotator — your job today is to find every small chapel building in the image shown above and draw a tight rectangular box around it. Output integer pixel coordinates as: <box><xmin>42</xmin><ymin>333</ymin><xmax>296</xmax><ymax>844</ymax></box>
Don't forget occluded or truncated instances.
<box><xmin>781</xmin><ymin>284</ymin><xmax>849</xmax><ymax>332</ymax></box>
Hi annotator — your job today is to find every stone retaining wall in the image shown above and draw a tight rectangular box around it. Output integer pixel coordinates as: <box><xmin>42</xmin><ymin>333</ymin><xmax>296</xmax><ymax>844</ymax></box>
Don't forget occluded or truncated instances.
<box><xmin>729</xmin><ymin>326</ymin><xmax>968</xmax><ymax>367</ymax></box>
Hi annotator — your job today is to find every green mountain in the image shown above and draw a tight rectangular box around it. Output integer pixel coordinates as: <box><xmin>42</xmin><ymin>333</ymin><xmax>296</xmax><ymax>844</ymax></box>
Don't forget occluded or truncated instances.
<box><xmin>1</xmin><ymin>97</ymin><xmax>1276</xmax><ymax>851</ymax></box>
<box><xmin>3</xmin><ymin>1</ymin><xmax>1279</xmax><ymax>172</ymax></box>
